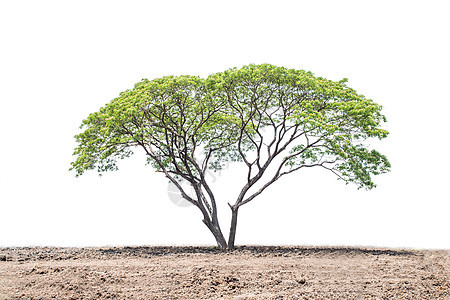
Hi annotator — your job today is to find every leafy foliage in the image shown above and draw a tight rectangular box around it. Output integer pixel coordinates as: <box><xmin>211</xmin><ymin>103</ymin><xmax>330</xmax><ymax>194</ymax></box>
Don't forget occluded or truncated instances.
<box><xmin>71</xmin><ymin>75</ymin><xmax>239</xmax><ymax>181</ymax></box>
<box><xmin>71</xmin><ymin>64</ymin><xmax>390</xmax><ymax>191</ymax></box>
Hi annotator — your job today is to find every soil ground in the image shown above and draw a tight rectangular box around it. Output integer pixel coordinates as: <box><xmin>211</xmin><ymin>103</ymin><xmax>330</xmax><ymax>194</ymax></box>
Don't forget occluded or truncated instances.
<box><xmin>0</xmin><ymin>246</ymin><xmax>448</xmax><ymax>299</ymax></box>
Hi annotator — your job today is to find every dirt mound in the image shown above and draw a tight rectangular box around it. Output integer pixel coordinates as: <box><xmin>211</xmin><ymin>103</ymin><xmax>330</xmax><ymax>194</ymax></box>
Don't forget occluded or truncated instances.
<box><xmin>1</xmin><ymin>246</ymin><xmax>448</xmax><ymax>299</ymax></box>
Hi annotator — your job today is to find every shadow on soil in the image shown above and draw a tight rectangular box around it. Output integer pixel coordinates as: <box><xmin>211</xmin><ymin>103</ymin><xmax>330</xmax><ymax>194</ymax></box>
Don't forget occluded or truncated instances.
<box><xmin>0</xmin><ymin>246</ymin><xmax>420</xmax><ymax>262</ymax></box>
<box><xmin>98</xmin><ymin>245</ymin><xmax>418</xmax><ymax>257</ymax></box>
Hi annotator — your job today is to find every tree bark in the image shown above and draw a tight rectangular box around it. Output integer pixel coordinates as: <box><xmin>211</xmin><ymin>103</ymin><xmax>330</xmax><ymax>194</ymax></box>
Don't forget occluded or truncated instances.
<box><xmin>203</xmin><ymin>219</ymin><xmax>228</xmax><ymax>250</ymax></box>
<box><xmin>227</xmin><ymin>205</ymin><xmax>239</xmax><ymax>250</ymax></box>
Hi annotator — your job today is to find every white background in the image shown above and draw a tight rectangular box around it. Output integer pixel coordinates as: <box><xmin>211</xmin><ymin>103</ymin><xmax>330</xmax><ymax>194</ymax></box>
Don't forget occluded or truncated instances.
<box><xmin>1</xmin><ymin>0</ymin><xmax>449</xmax><ymax>249</ymax></box>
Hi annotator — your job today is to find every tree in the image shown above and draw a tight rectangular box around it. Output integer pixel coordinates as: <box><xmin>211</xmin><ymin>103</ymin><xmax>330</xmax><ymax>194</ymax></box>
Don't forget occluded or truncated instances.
<box><xmin>70</xmin><ymin>64</ymin><xmax>390</xmax><ymax>250</ymax></box>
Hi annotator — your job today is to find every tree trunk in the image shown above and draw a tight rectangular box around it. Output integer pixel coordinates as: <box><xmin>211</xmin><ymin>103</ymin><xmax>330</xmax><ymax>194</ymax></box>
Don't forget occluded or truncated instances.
<box><xmin>203</xmin><ymin>220</ymin><xmax>228</xmax><ymax>250</ymax></box>
<box><xmin>227</xmin><ymin>206</ymin><xmax>239</xmax><ymax>250</ymax></box>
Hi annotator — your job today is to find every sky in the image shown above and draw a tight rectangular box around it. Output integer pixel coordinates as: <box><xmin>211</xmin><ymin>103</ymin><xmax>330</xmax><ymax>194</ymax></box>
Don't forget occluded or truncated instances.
<box><xmin>1</xmin><ymin>0</ymin><xmax>449</xmax><ymax>249</ymax></box>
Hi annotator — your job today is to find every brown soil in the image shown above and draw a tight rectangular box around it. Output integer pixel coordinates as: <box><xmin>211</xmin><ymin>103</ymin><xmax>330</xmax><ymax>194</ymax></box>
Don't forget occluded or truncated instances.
<box><xmin>0</xmin><ymin>246</ymin><xmax>448</xmax><ymax>299</ymax></box>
